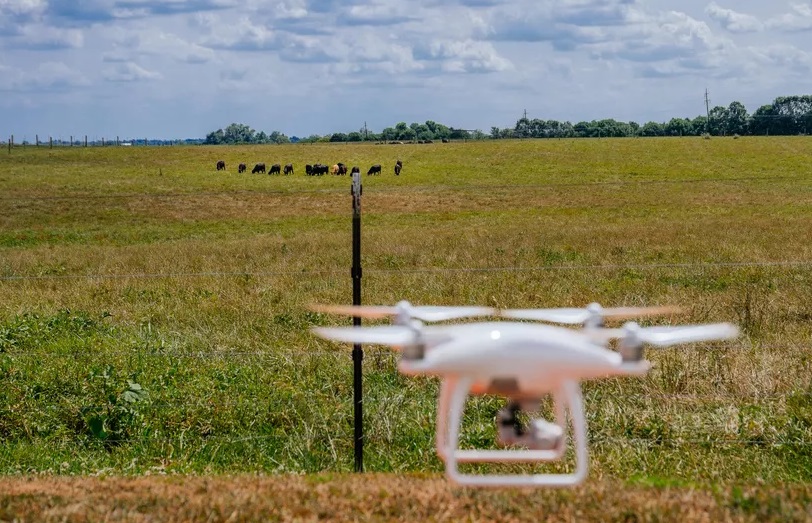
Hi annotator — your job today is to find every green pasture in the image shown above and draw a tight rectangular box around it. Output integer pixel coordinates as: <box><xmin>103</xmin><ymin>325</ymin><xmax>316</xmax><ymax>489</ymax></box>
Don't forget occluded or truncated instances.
<box><xmin>0</xmin><ymin>137</ymin><xmax>811</xmax><ymax>490</ymax></box>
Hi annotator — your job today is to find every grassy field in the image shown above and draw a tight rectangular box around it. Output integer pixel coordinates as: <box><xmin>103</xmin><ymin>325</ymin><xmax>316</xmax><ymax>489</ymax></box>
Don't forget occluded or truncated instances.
<box><xmin>0</xmin><ymin>137</ymin><xmax>811</xmax><ymax>520</ymax></box>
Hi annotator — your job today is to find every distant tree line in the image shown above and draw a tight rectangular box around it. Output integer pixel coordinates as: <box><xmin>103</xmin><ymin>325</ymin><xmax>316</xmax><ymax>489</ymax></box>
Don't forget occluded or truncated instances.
<box><xmin>205</xmin><ymin>123</ymin><xmax>292</xmax><ymax>145</ymax></box>
<box><xmin>490</xmin><ymin>95</ymin><xmax>812</xmax><ymax>139</ymax></box>
<box><xmin>205</xmin><ymin>121</ymin><xmax>484</xmax><ymax>145</ymax></box>
<box><xmin>203</xmin><ymin>95</ymin><xmax>811</xmax><ymax>145</ymax></box>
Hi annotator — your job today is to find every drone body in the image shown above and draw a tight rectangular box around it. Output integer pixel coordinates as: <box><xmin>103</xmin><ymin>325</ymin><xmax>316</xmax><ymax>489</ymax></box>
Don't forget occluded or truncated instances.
<box><xmin>312</xmin><ymin>301</ymin><xmax>739</xmax><ymax>488</ymax></box>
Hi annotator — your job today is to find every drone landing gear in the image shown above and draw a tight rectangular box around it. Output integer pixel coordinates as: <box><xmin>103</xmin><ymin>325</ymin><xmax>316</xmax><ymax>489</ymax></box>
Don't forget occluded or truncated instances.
<box><xmin>496</xmin><ymin>400</ymin><xmax>565</xmax><ymax>453</ymax></box>
<box><xmin>436</xmin><ymin>377</ymin><xmax>588</xmax><ymax>487</ymax></box>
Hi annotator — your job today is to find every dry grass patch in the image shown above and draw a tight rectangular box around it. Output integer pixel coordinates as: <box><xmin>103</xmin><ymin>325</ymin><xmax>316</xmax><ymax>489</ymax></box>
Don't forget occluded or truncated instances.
<box><xmin>0</xmin><ymin>475</ymin><xmax>810</xmax><ymax>522</ymax></box>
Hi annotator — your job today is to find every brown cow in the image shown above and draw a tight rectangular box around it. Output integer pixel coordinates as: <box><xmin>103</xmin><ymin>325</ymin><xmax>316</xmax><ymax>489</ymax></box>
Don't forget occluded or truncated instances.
<box><xmin>332</xmin><ymin>164</ymin><xmax>340</xmax><ymax>175</ymax></box>
<box><xmin>394</xmin><ymin>160</ymin><xmax>402</xmax><ymax>175</ymax></box>
<box><xmin>216</xmin><ymin>160</ymin><xmax>226</xmax><ymax>171</ymax></box>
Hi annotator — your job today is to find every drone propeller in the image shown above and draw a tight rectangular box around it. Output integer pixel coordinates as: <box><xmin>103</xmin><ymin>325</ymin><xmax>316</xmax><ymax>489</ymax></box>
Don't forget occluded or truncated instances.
<box><xmin>595</xmin><ymin>321</ymin><xmax>739</xmax><ymax>361</ymax></box>
<box><xmin>617</xmin><ymin>322</ymin><xmax>739</xmax><ymax>346</ymax></box>
<box><xmin>312</xmin><ymin>323</ymin><xmax>451</xmax><ymax>360</ymax></box>
<box><xmin>311</xmin><ymin>300</ymin><xmax>495</xmax><ymax>323</ymax></box>
<box><xmin>312</xmin><ymin>325</ymin><xmax>418</xmax><ymax>346</ymax></box>
<box><xmin>501</xmin><ymin>302</ymin><xmax>681</xmax><ymax>326</ymax></box>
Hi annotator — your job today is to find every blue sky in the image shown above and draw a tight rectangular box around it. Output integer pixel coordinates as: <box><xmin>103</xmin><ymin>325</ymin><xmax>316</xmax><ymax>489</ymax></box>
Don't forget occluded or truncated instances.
<box><xmin>1</xmin><ymin>0</ymin><xmax>811</xmax><ymax>139</ymax></box>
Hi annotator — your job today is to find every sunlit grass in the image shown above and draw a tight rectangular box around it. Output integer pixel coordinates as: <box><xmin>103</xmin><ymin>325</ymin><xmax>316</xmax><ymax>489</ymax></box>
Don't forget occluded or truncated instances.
<box><xmin>0</xmin><ymin>137</ymin><xmax>811</xmax><ymax>489</ymax></box>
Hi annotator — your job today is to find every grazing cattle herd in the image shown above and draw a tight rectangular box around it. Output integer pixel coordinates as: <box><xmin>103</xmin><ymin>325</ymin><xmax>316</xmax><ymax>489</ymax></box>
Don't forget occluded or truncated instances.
<box><xmin>217</xmin><ymin>160</ymin><xmax>402</xmax><ymax>176</ymax></box>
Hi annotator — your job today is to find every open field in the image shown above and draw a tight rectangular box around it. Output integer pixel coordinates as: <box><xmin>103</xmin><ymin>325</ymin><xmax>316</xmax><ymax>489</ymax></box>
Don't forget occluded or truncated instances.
<box><xmin>0</xmin><ymin>137</ymin><xmax>811</xmax><ymax>519</ymax></box>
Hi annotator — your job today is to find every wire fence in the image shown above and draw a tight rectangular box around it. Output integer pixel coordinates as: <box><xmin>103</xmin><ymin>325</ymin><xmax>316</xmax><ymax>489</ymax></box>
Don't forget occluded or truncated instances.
<box><xmin>1</xmin><ymin>260</ymin><xmax>810</xmax><ymax>283</ymax></box>
<box><xmin>3</xmin><ymin>432</ymin><xmax>807</xmax><ymax>450</ymax></box>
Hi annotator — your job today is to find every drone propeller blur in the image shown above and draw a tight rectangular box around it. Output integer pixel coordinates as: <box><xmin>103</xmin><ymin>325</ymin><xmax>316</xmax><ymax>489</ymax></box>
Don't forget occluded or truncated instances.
<box><xmin>312</xmin><ymin>301</ymin><xmax>739</xmax><ymax>488</ymax></box>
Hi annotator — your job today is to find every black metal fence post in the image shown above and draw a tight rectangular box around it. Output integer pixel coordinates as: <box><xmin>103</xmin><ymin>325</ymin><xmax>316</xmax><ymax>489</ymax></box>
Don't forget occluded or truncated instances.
<box><xmin>351</xmin><ymin>166</ymin><xmax>363</xmax><ymax>472</ymax></box>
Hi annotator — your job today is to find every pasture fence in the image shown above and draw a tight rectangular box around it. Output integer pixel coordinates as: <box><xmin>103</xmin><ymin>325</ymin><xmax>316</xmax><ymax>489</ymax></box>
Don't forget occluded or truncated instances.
<box><xmin>3</xmin><ymin>135</ymin><xmax>203</xmax><ymax>150</ymax></box>
<box><xmin>1</xmin><ymin>260</ymin><xmax>810</xmax><ymax>283</ymax></box>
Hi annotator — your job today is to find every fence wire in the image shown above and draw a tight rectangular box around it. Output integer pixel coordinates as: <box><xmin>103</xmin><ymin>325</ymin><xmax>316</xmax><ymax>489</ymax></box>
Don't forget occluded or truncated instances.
<box><xmin>1</xmin><ymin>260</ymin><xmax>810</xmax><ymax>283</ymax></box>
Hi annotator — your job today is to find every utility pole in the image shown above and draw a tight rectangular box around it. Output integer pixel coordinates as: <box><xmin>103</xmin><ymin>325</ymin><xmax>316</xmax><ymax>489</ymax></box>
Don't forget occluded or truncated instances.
<box><xmin>523</xmin><ymin>109</ymin><xmax>528</xmax><ymax>120</ymax></box>
<box><xmin>705</xmin><ymin>88</ymin><xmax>711</xmax><ymax>135</ymax></box>
<box><xmin>364</xmin><ymin>121</ymin><xmax>368</xmax><ymax>141</ymax></box>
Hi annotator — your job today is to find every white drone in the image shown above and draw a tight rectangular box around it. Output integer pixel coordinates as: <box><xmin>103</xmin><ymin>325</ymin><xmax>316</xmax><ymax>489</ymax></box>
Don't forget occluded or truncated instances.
<box><xmin>312</xmin><ymin>301</ymin><xmax>739</xmax><ymax>488</ymax></box>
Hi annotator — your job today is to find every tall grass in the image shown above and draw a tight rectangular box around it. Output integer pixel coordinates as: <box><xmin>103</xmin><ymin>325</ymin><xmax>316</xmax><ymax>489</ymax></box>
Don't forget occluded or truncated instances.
<box><xmin>0</xmin><ymin>138</ymin><xmax>810</xmax><ymax>484</ymax></box>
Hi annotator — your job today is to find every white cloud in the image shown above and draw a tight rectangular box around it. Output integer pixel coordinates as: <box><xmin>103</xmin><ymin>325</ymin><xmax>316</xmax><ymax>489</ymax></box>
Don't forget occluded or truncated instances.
<box><xmin>2</xmin><ymin>0</ymin><xmax>812</xmax><ymax>138</ymax></box>
<box><xmin>705</xmin><ymin>2</ymin><xmax>763</xmax><ymax>33</ymax></box>
<box><xmin>125</xmin><ymin>30</ymin><xmax>216</xmax><ymax>63</ymax></box>
<box><xmin>339</xmin><ymin>0</ymin><xmax>418</xmax><ymax>25</ymax></box>
<box><xmin>204</xmin><ymin>17</ymin><xmax>282</xmax><ymax>50</ymax></box>
<box><xmin>102</xmin><ymin>61</ymin><xmax>162</xmax><ymax>81</ymax></box>
<box><xmin>0</xmin><ymin>60</ymin><xmax>88</xmax><ymax>91</ymax></box>
<box><xmin>748</xmin><ymin>43</ymin><xmax>812</xmax><ymax>72</ymax></box>
<box><xmin>767</xmin><ymin>2</ymin><xmax>812</xmax><ymax>32</ymax></box>
<box><xmin>416</xmin><ymin>39</ymin><xmax>512</xmax><ymax>73</ymax></box>
<box><xmin>0</xmin><ymin>0</ymin><xmax>47</xmax><ymax>15</ymax></box>
<box><xmin>4</xmin><ymin>24</ymin><xmax>83</xmax><ymax>49</ymax></box>
<box><xmin>273</xmin><ymin>0</ymin><xmax>307</xmax><ymax>19</ymax></box>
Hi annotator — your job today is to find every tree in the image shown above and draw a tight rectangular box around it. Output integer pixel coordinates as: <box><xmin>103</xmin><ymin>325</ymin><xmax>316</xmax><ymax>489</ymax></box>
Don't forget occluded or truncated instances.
<box><xmin>514</xmin><ymin>117</ymin><xmax>531</xmax><ymax>138</ymax></box>
<box><xmin>380</xmin><ymin>127</ymin><xmax>397</xmax><ymax>141</ymax></box>
<box><xmin>665</xmin><ymin>118</ymin><xmax>690</xmax><ymax>137</ymax></box>
<box><xmin>268</xmin><ymin>131</ymin><xmax>290</xmax><ymax>144</ymax></box>
<box><xmin>223</xmin><ymin>123</ymin><xmax>255</xmax><ymax>144</ymax></box>
<box><xmin>204</xmin><ymin>129</ymin><xmax>225</xmax><ymax>144</ymax></box>
<box><xmin>347</xmin><ymin>131</ymin><xmax>363</xmax><ymax>142</ymax></box>
<box><xmin>640</xmin><ymin>121</ymin><xmax>665</xmax><ymax>137</ymax></box>
<box><xmin>708</xmin><ymin>105</ymin><xmax>729</xmax><ymax>136</ymax></box>
<box><xmin>689</xmin><ymin>116</ymin><xmax>708</xmax><ymax>136</ymax></box>
<box><xmin>726</xmin><ymin>101</ymin><xmax>749</xmax><ymax>135</ymax></box>
<box><xmin>329</xmin><ymin>133</ymin><xmax>347</xmax><ymax>142</ymax></box>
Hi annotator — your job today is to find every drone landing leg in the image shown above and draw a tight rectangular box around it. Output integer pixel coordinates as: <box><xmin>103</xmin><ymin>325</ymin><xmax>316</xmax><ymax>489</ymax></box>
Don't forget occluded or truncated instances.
<box><xmin>435</xmin><ymin>377</ymin><xmax>456</xmax><ymax>462</ymax></box>
<box><xmin>445</xmin><ymin>379</ymin><xmax>589</xmax><ymax>487</ymax></box>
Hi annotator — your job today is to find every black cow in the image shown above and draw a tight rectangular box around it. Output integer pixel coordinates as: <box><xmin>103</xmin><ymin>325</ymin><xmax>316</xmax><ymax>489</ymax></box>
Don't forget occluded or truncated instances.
<box><xmin>305</xmin><ymin>164</ymin><xmax>313</xmax><ymax>176</ymax></box>
<box><xmin>238</xmin><ymin>163</ymin><xmax>246</xmax><ymax>173</ymax></box>
<box><xmin>441</xmin><ymin>138</ymin><xmax>449</xmax><ymax>143</ymax></box>
<box><xmin>394</xmin><ymin>160</ymin><xmax>402</xmax><ymax>176</ymax></box>
<box><xmin>367</xmin><ymin>164</ymin><xmax>381</xmax><ymax>175</ymax></box>
<box><xmin>313</xmin><ymin>164</ymin><xmax>329</xmax><ymax>176</ymax></box>
<box><xmin>216</xmin><ymin>160</ymin><xmax>226</xmax><ymax>171</ymax></box>
<box><xmin>270</xmin><ymin>163</ymin><xmax>281</xmax><ymax>175</ymax></box>
<box><xmin>351</xmin><ymin>166</ymin><xmax>360</xmax><ymax>175</ymax></box>
<box><xmin>252</xmin><ymin>163</ymin><xmax>266</xmax><ymax>174</ymax></box>
<box><xmin>284</xmin><ymin>163</ymin><xmax>294</xmax><ymax>175</ymax></box>
<box><xmin>337</xmin><ymin>162</ymin><xmax>348</xmax><ymax>175</ymax></box>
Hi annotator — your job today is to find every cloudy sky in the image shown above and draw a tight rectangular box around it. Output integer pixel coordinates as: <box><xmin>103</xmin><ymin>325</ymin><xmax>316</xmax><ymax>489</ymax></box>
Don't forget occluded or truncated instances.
<box><xmin>2</xmin><ymin>0</ymin><xmax>811</xmax><ymax>139</ymax></box>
